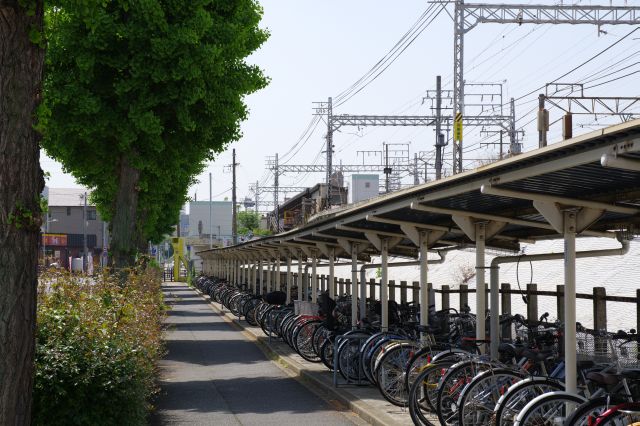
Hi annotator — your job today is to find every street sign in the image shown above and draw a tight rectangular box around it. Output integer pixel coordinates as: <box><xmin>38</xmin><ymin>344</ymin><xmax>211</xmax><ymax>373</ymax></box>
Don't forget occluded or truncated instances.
<box><xmin>454</xmin><ymin>112</ymin><xmax>463</xmax><ymax>142</ymax></box>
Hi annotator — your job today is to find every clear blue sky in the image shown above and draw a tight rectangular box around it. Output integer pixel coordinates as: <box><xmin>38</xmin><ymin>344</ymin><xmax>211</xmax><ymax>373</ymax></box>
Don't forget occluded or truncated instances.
<box><xmin>43</xmin><ymin>0</ymin><xmax>640</xmax><ymax>209</ymax></box>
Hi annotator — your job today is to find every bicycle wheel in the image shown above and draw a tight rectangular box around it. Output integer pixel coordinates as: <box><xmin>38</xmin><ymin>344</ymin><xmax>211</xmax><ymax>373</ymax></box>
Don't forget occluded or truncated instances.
<box><xmin>293</xmin><ymin>320</ymin><xmax>322</xmax><ymax>362</ymax></box>
<box><xmin>494</xmin><ymin>376</ymin><xmax>565</xmax><ymax>426</ymax></box>
<box><xmin>514</xmin><ymin>391</ymin><xmax>586</xmax><ymax>426</ymax></box>
<box><xmin>320</xmin><ymin>336</ymin><xmax>335</xmax><ymax>370</ymax></box>
<box><xmin>409</xmin><ymin>360</ymin><xmax>457</xmax><ymax>426</ymax></box>
<box><xmin>565</xmin><ymin>396</ymin><xmax>628</xmax><ymax>426</ymax></box>
<box><xmin>375</xmin><ymin>341</ymin><xmax>419</xmax><ymax>406</ymax></box>
<box><xmin>406</xmin><ymin>349</ymin><xmax>468</xmax><ymax>397</ymax></box>
<box><xmin>458</xmin><ymin>368</ymin><xmax>524</xmax><ymax>426</ymax></box>
<box><xmin>337</xmin><ymin>332</ymin><xmax>369</xmax><ymax>382</ymax></box>
<box><xmin>437</xmin><ymin>360</ymin><xmax>491</xmax><ymax>425</ymax></box>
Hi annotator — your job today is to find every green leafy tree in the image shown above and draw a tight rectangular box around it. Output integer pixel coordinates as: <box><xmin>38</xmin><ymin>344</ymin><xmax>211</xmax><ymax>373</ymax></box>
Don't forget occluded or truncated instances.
<box><xmin>237</xmin><ymin>210</ymin><xmax>271</xmax><ymax>237</ymax></box>
<box><xmin>237</xmin><ymin>210</ymin><xmax>260</xmax><ymax>235</ymax></box>
<box><xmin>40</xmin><ymin>0</ymin><xmax>268</xmax><ymax>267</ymax></box>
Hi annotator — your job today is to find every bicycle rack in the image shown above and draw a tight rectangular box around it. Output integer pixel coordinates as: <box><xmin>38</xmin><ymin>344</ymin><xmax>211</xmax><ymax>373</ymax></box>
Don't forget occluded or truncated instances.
<box><xmin>333</xmin><ymin>333</ymin><xmax>370</xmax><ymax>387</ymax></box>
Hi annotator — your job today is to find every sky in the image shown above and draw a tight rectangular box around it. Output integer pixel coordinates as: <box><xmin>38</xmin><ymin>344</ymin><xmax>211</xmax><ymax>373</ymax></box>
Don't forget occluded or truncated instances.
<box><xmin>42</xmin><ymin>0</ymin><xmax>640</xmax><ymax>212</ymax></box>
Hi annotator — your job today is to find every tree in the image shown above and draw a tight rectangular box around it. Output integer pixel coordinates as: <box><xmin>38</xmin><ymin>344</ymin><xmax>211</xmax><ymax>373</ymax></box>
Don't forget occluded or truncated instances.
<box><xmin>237</xmin><ymin>210</ymin><xmax>261</xmax><ymax>234</ymax></box>
<box><xmin>237</xmin><ymin>210</ymin><xmax>271</xmax><ymax>237</ymax></box>
<box><xmin>0</xmin><ymin>1</ymin><xmax>45</xmax><ymax>423</ymax></box>
<box><xmin>40</xmin><ymin>0</ymin><xmax>268</xmax><ymax>267</ymax></box>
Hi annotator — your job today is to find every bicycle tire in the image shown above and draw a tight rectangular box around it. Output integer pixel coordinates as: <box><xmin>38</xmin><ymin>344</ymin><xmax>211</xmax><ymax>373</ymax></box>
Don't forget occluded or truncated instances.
<box><xmin>457</xmin><ymin>367</ymin><xmax>525</xmax><ymax>426</ymax></box>
<box><xmin>493</xmin><ymin>377</ymin><xmax>564</xmax><ymax>426</ymax></box>
<box><xmin>514</xmin><ymin>391</ymin><xmax>586</xmax><ymax>426</ymax></box>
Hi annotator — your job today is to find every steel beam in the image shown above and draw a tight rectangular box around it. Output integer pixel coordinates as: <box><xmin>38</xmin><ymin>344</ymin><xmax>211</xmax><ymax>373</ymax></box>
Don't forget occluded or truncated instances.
<box><xmin>481</xmin><ymin>184</ymin><xmax>639</xmax><ymax>215</ymax></box>
<box><xmin>410</xmin><ymin>202</ymin><xmax>615</xmax><ymax>239</ymax></box>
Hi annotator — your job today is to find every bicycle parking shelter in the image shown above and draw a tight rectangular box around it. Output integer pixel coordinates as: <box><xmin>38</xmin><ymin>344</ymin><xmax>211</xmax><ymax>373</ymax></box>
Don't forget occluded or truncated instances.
<box><xmin>199</xmin><ymin>118</ymin><xmax>640</xmax><ymax>394</ymax></box>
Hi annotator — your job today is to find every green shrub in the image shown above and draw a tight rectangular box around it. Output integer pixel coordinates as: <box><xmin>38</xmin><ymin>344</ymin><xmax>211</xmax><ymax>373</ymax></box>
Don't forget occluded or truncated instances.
<box><xmin>34</xmin><ymin>268</ymin><xmax>165</xmax><ymax>426</ymax></box>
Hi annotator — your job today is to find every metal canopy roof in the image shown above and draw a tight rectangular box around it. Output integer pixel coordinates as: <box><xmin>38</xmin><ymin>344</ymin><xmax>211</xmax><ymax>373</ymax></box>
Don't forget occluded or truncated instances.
<box><xmin>199</xmin><ymin>119</ymin><xmax>640</xmax><ymax>261</ymax></box>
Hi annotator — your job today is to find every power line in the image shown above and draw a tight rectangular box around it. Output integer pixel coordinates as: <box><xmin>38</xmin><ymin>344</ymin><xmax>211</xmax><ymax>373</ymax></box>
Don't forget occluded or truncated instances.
<box><xmin>585</xmin><ymin>68</ymin><xmax>640</xmax><ymax>90</ymax></box>
<box><xmin>510</xmin><ymin>26</ymin><xmax>640</xmax><ymax>104</ymax></box>
<box><xmin>334</xmin><ymin>4</ymin><xmax>437</xmax><ymax>104</ymax></box>
<box><xmin>334</xmin><ymin>3</ymin><xmax>447</xmax><ymax>108</ymax></box>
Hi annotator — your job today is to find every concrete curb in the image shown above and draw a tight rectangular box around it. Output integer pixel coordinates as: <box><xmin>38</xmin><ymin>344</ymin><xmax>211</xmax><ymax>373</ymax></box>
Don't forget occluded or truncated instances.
<box><xmin>190</xmin><ymin>286</ymin><xmax>407</xmax><ymax>426</ymax></box>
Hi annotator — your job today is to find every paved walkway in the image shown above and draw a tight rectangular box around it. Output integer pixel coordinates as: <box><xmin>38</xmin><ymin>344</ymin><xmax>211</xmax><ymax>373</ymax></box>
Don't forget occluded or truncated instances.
<box><xmin>152</xmin><ymin>282</ymin><xmax>360</xmax><ymax>425</ymax></box>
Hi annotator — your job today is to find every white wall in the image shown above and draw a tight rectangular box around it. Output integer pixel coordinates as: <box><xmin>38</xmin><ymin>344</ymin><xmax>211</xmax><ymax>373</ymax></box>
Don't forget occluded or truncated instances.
<box><xmin>188</xmin><ymin>201</ymin><xmax>232</xmax><ymax>241</ymax></box>
<box><xmin>351</xmin><ymin>174</ymin><xmax>379</xmax><ymax>203</ymax></box>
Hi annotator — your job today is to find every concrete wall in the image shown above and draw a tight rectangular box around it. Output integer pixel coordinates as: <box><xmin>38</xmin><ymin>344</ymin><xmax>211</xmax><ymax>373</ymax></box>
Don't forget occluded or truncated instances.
<box><xmin>351</xmin><ymin>174</ymin><xmax>379</xmax><ymax>203</ymax></box>
<box><xmin>188</xmin><ymin>201</ymin><xmax>233</xmax><ymax>243</ymax></box>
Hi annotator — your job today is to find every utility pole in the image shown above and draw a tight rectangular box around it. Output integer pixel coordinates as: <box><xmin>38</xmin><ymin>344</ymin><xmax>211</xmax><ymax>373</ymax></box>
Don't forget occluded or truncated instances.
<box><xmin>325</xmin><ymin>97</ymin><xmax>333</xmax><ymax>209</ymax></box>
<box><xmin>538</xmin><ymin>94</ymin><xmax>549</xmax><ymax>148</ymax></box>
<box><xmin>232</xmin><ymin>149</ymin><xmax>238</xmax><ymax>245</ymax></box>
<box><xmin>413</xmin><ymin>153</ymin><xmax>419</xmax><ymax>185</ymax></box>
<box><xmin>273</xmin><ymin>153</ymin><xmax>279</xmax><ymax>233</ymax></box>
<box><xmin>82</xmin><ymin>192</ymin><xmax>87</xmax><ymax>272</ymax></box>
<box><xmin>209</xmin><ymin>172</ymin><xmax>212</xmax><ymax>249</ymax></box>
<box><xmin>452</xmin><ymin>0</ymin><xmax>640</xmax><ymax>173</ymax></box>
<box><xmin>435</xmin><ymin>75</ymin><xmax>444</xmax><ymax>180</ymax></box>
<box><xmin>255</xmin><ymin>180</ymin><xmax>259</xmax><ymax>213</ymax></box>
<box><xmin>383</xmin><ymin>143</ymin><xmax>391</xmax><ymax>193</ymax></box>
<box><xmin>509</xmin><ymin>98</ymin><xmax>520</xmax><ymax>155</ymax></box>
<box><xmin>452</xmin><ymin>0</ymin><xmax>465</xmax><ymax>175</ymax></box>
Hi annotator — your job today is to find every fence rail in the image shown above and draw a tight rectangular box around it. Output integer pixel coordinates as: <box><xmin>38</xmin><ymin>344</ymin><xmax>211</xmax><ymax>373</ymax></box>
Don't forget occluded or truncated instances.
<box><xmin>243</xmin><ymin>269</ymin><xmax>640</xmax><ymax>334</ymax></box>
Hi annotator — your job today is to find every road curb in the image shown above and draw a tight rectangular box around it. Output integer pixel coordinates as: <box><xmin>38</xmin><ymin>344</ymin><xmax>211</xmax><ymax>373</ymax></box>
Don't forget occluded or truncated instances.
<box><xmin>190</xmin><ymin>286</ymin><xmax>405</xmax><ymax>426</ymax></box>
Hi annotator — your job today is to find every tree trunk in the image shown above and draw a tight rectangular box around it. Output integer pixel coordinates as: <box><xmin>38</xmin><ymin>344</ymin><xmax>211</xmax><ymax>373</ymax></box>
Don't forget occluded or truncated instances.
<box><xmin>110</xmin><ymin>155</ymin><xmax>141</xmax><ymax>268</ymax></box>
<box><xmin>0</xmin><ymin>1</ymin><xmax>45</xmax><ymax>424</ymax></box>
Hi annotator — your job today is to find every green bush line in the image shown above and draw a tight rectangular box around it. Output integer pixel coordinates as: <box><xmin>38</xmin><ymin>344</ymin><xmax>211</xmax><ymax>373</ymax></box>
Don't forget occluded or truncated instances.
<box><xmin>34</xmin><ymin>267</ymin><xmax>165</xmax><ymax>425</ymax></box>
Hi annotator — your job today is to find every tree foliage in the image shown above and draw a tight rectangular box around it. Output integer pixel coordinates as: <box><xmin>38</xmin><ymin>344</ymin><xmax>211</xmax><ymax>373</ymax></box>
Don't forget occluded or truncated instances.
<box><xmin>237</xmin><ymin>210</ymin><xmax>270</xmax><ymax>237</ymax></box>
<box><xmin>40</xmin><ymin>0</ymin><xmax>268</xmax><ymax>264</ymax></box>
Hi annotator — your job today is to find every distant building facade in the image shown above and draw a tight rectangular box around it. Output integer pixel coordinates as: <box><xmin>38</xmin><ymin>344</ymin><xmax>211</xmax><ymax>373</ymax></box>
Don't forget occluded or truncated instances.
<box><xmin>351</xmin><ymin>174</ymin><xmax>379</xmax><ymax>203</ymax></box>
<box><xmin>42</xmin><ymin>187</ymin><xmax>108</xmax><ymax>268</ymax></box>
<box><xmin>268</xmin><ymin>183</ymin><xmax>347</xmax><ymax>232</ymax></box>
<box><xmin>188</xmin><ymin>201</ymin><xmax>233</xmax><ymax>245</ymax></box>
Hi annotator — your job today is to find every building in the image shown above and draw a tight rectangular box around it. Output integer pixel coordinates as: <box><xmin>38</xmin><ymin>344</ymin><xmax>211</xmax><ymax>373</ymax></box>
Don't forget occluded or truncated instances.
<box><xmin>42</xmin><ymin>187</ymin><xmax>108</xmax><ymax>268</ymax></box>
<box><xmin>351</xmin><ymin>174</ymin><xmax>379</xmax><ymax>203</ymax></box>
<box><xmin>188</xmin><ymin>201</ymin><xmax>233</xmax><ymax>245</ymax></box>
<box><xmin>268</xmin><ymin>183</ymin><xmax>347</xmax><ymax>232</ymax></box>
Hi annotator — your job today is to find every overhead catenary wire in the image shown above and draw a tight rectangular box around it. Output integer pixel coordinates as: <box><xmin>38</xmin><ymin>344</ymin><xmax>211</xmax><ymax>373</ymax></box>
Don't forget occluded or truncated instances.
<box><xmin>334</xmin><ymin>3</ymin><xmax>447</xmax><ymax>108</ymax></box>
<box><xmin>333</xmin><ymin>4</ymin><xmax>437</xmax><ymax>104</ymax></box>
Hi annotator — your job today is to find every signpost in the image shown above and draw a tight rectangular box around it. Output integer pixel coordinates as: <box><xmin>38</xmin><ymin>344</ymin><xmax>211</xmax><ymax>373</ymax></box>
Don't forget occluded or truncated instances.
<box><xmin>454</xmin><ymin>112</ymin><xmax>463</xmax><ymax>142</ymax></box>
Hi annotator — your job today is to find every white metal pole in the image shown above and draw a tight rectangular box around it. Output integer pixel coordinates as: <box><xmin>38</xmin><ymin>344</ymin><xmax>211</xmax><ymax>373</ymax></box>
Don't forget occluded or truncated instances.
<box><xmin>265</xmin><ymin>259</ymin><xmax>271</xmax><ymax>293</ymax></box>
<box><xmin>297</xmin><ymin>251</ymin><xmax>303</xmax><ymax>302</ymax></box>
<box><xmin>329</xmin><ymin>249</ymin><xmax>335</xmax><ymax>299</ymax></box>
<box><xmin>258</xmin><ymin>259</ymin><xmax>263</xmax><ymax>295</ymax></box>
<box><xmin>209</xmin><ymin>172</ymin><xmax>212</xmax><ymax>249</ymax></box>
<box><xmin>311</xmin><ymin>252</ymin><xmax>318</xmax><ymax>303</ymax></box>
<box><xmin>381</xmin><ymin>238</ymin><xmax>389</xmax><ymax>332</ymax></box>
<box><xmin>564</xmin><ymin>211</ymin><xmax>577</xmax><ymax>394</ymax></box>
<box><xmin>286</xmin><ymin>256</ymin><xmax>292</xmax><ymax>304</ymax></box>
<box><xmin>252</xmin><ymin>261</ymin><xmax>257</xmax><ymax>294</ymax></box>
<box><xmin>419</xmin><ymin>232</ymin><xmax>430</xmax><ymax>340</ymax></box>
<box><xmin>276</xmin><ymin>258</ymin><xmax>281</xmax><ymax>292</ymax></box>
<box><xmin>490</xmin><ymin>263</ymin><xmax>500</xmax><ymax>360</ymax></box>
<box><xmin>351</xmin><ymin>244</ymin><xmax>359</xmax><ymax>328</ymax></box>
<box><xmin>475</xmin><ymin>222</ymin><xmax>486</xmax><ymax>343</ymax></box>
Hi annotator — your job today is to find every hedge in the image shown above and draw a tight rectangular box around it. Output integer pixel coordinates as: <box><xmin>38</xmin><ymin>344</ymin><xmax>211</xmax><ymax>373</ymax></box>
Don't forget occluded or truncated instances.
<box><xmin>33</xmin><ymin>267</ymin><xmax>165</xmax><ymax>425</ymax></box>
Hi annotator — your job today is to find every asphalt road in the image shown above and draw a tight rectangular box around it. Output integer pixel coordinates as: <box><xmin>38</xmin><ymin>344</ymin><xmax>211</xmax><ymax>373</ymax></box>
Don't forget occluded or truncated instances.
<box><xmin>152</xmin><ymin>282</ymin><xmax>359</xmax><ymax>426</ymax></box>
